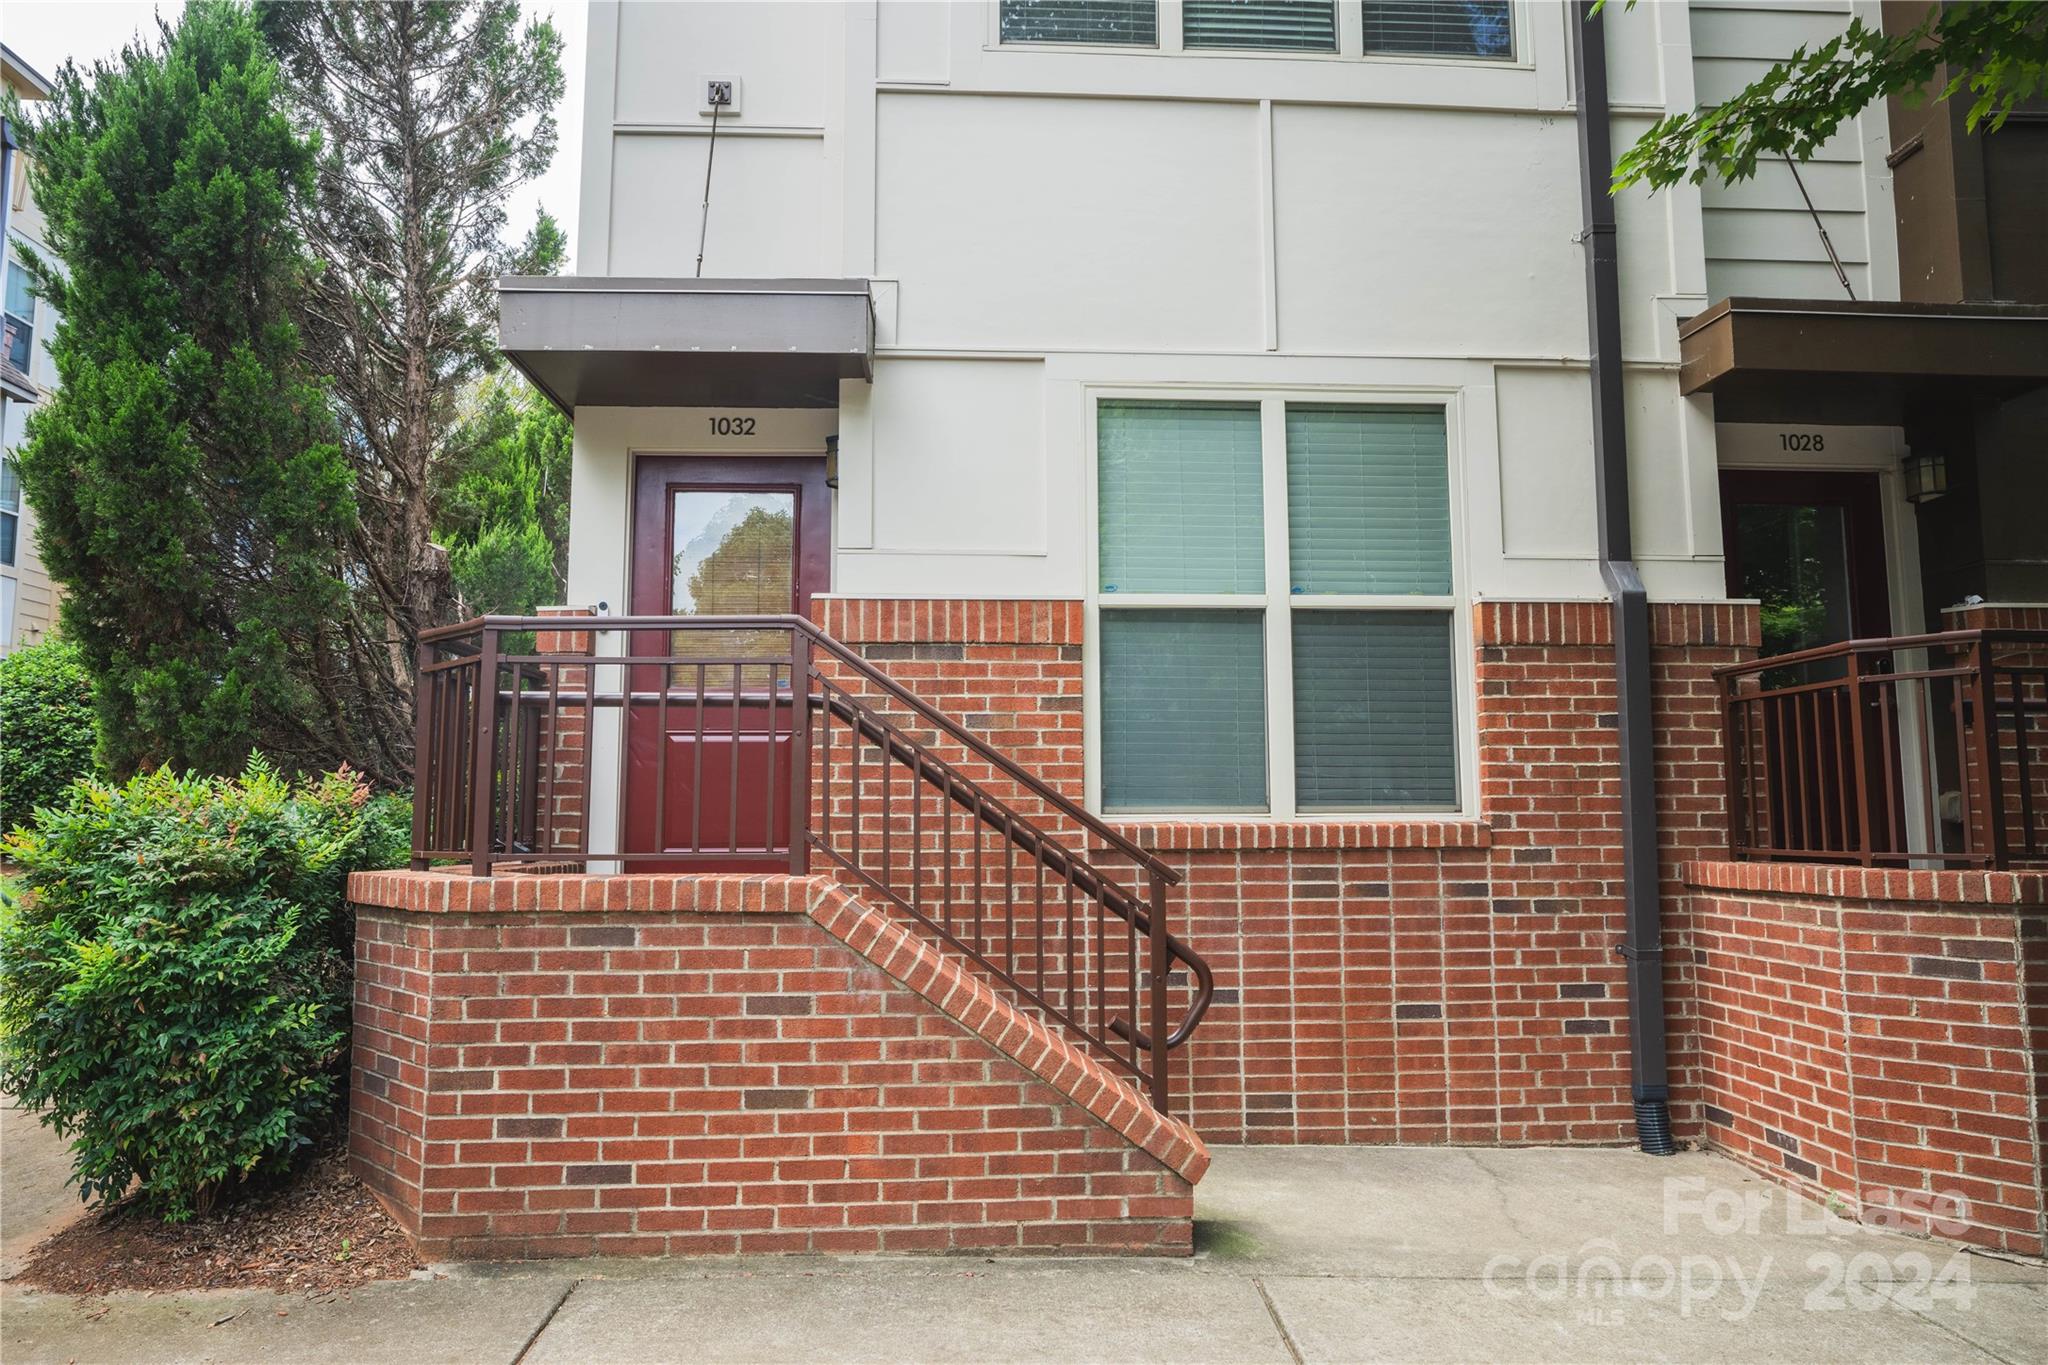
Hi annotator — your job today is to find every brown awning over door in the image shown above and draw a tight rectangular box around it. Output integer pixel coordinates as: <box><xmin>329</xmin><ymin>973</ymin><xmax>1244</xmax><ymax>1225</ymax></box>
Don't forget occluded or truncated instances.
<box><xmin>1678</xmin><ymin>297</ymin><xmax>2048</xmax><ymax>424</ymax></box>
<box><xmin>498</xmin><ymin>277</ymin><xmax>875</xmax><ymax>412</ymax></box>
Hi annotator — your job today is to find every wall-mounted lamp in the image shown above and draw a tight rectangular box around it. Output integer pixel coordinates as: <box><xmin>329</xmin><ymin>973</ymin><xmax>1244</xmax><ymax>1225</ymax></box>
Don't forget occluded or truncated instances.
<box><xmin>1902</xmin><ymin>449</ymin><xmax>1948</xmax><ymax>504</ymax></box>
<box><xmin>825</xmin><ymin>434</ymin><xmax>839</xmax><ymax>490</ymax></box>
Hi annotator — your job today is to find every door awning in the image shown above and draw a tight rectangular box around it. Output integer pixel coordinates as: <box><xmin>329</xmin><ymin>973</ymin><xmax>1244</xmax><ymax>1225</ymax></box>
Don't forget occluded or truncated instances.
<box><xmin>1678</xmin><ymin>297</ymin><xmax>2048</xmax><ymax>424</ymax></box>
<box><xmin>498</xmin><ymin>276</ymin><xmax>874</xmax><ymax>412</ymax></box>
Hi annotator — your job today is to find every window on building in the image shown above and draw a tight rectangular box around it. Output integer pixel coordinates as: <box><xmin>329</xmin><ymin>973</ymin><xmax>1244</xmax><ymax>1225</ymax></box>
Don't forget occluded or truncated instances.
<box><xmin>0</xmin><ymin>457</ymin><xmax>20</xmax><ymax>567</ymax></box>
<box><xmin>1362</xmin><ymin>0</ymin><xmax>1513</xmax><ymax>59</ymax></box>
<box><xmin>1183</xmin><ymin>0</ymin><xmax>1338</xmax><ymax>52</ymax></box>
<box><xmin>1095</xmin><ymin>399</ymin><xmax>1460</xmax><ymax>815</ymax></box>
<box><xmin>3</xmin><ymin>260</ymin><xmax>34</xmax><ymax>374</ymax></box>
<box><xmin>999</xmin><ymin>0</ymin><xmax>1158</xmax><ymax>45</ymax></box>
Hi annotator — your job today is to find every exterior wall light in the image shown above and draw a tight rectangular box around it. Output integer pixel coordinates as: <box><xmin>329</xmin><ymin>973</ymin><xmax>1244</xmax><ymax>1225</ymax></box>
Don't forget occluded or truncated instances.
<box><xmin>1902</xmin><ymin>449</ymin><xmax>1947</xmax><ymax>504</ymax></box>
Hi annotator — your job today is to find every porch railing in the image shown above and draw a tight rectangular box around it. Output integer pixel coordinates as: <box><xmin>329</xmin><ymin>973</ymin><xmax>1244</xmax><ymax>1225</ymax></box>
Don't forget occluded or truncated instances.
<box><xmin>410</xmin><ymin>614</ymin><xmax>1214</xmax><ymax>1114</ymax></box>
<box><xmin>1716</xmin><ymin>628</ymin><xmax>2048</xmax><ymax>868</ymax></box>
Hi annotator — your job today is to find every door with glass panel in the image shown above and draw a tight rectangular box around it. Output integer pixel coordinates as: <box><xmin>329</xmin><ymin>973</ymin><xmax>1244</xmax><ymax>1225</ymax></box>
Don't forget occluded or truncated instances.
<box><xmin>1095</xmin><ymin>400</ymin><xmax>1459</xmax><ymax>818</ymax></box>
<box><xmin>625</xmin><ymin>456</ymin><xmax>830</xmax><ymax>870</ymax></box>
<box><xmin>1719</xmin><ymin>469</ymin><xmax>1896</xmax><ymax>857</ymax></box>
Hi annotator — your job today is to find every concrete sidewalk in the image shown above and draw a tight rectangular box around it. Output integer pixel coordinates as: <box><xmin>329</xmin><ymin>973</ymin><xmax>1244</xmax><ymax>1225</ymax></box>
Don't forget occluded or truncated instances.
<box><xmin>5</xmin><ymin>1118</ymin><xmax>2043</xmax><ymax>1364</ymax></box>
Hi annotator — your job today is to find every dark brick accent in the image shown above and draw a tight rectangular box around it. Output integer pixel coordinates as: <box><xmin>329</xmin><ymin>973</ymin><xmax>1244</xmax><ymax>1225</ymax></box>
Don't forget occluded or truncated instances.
<box><xmin>360</xmin><ymin>1072</ymin><xmax>387</xmax><ymax>1096</ymax></box>
<box><xmin>1563</xmin><ymin>1018</ymin><xmax>1610</xmax><ymax>1035</ymax></box>
<box><xmin>1782</xmin><ymin>1155</ymin><xmax>1819</xmax><ymax>1181</ymax></box>
<box><xmin>1941</xmin><ymin>939</ymin><xmax>2008</xmax><ymax>961</ymax></box>
<box><xmin>1558</xmin><ymin>983</ymin><xmax>1606</xmax><ymax>999</ymax></box>
<box><xmin>1764</xmin><ymin>1128</ymin><xmax>1799</xmax><ymax>1155</ymax></box>
<box><xmin>862</xmin><ymin>643</ymin><xmax>966</xmax><ymax>662</ymax></box>
<box><xmin>1248</xmin><ymin>1092</ymin><xmax>1294</xmax><ymax>1110</ymax></box>
<box><xmin>1447</xmin><ymin>882</ymin><xmax>1490</xmax><ymax>897</ymax></box>
<box><xmin>745</xmin><ymin>995</ymin><xmax>814</xmax><ymax>1016</ymax></box>
<box><xmin>1347</xmin><ymin>883</ymin><xmax>1391</xmax><ymax>899</ymax></box>
<box><xmin>443</xmin><ymin>1071</ymin><xmax>495</xmax><ymax>1091</ymax></box>
<box><xmin>1491</xmin><ymin>898</ymin><xmax>1531</xmax><ymax>915</ymax></box>
<box><xmin>1395</xmin><ymin>1004</ymin><xmax>1444</xmax><ymax>1021</ymax></box>
<box><xmin>1702</xmin><ymin>1104</ymin><xmax>1734</xmax><ymax>1127</ymax></box>
<box><xmin>1058</xmin><ymin>645</ymin><xmax>1084</xmax><ymax>662</ymax></box>
<box><xmin>1042</xmin><ymin>696</ymin><xmax>1083</xmax><ymax>712</ymax></box>
<box><xmin>743</xmin><ymin>1088</ymin><xmax>810</xmax><ymax>1110</ymax></box>
<box><xmin>1513</xmin><ymin>847</ymin><xmax>1555</xmax><ymax>864</ymax></box>
<box><xmin>569</xmin><ymin>924</ymin><xmax>636</xmax><ymax>948</ymax></box>
<box><xmin>565</xmin><ymin>1164</ymin><xmax>633</xmax><ymax>1185</ymax></box>
<box><xmin>497</xmin><ymin>1117</ymin><xmax>564</xmax><ymax>1139</ymax></box>
<box><xmin>1210</xmin><ymin>988</ymin><xmax>1241</xmax><ymax>1005</ymax></box>
<box><xmin>1910</xmin><ymin>956</ymin><xmax>1982</xmax><ymax>982</ymax></box>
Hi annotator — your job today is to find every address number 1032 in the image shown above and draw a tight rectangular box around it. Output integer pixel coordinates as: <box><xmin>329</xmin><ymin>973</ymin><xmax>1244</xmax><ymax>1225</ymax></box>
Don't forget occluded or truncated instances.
<box><xmin>707</xmin><ymin>416</ymin><xmax>758</xmax><ymax>437</ymax></box>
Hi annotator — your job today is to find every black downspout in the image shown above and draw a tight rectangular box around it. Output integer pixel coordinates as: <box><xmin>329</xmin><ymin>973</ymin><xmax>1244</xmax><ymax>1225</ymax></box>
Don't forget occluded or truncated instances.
<box><xmin>1570</xmin><ymin>1</ymin><xmax>1674</xmax><ymax>1156</ymax></box>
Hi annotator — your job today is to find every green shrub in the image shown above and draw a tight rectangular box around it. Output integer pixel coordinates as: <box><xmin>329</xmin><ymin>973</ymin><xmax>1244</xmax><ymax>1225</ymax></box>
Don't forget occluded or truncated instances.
<box><xmin>0</xmin><ymin>760</ymin><xmax>405</xmax><ymax>1219</ymax></box>
<box><xmin>0</xmin><ymin>636</ymin><xmax>99</xmax><ymax>833</ymax></box>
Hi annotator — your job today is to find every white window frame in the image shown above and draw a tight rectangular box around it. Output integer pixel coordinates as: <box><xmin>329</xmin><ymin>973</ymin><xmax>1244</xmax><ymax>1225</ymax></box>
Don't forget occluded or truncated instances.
<box><xmin>0</xmin><ymin>455</ymin><xmax>18</xmax><ymax>569</ymax></box>
<box><xmin>987</xmin><ymin>0</ymin><xmax>1525</xmax><ymax>64</ymax></box>
<box><xmin>2</xmin><ymin>256</ymin><xmax>35</xmax><ymax>381</ymax></box>
<box><xmin>1082</xmin><ymin>384</ymin><xmax>1478</xmax><ymax>821</ymax></box>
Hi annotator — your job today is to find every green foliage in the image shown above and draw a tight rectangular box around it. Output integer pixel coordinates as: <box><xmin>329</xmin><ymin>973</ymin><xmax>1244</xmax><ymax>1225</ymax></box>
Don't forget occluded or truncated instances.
<box><xmin>510</xmin><ymin>207</ymin><xmax>569</xmax><ymax>277</ymax></box>
<box><xmin>7</xmin><ymin>2</ymin><xmax>355</xmax><ymax>779</ymax></box>
<box><xmin>437</xmin><ymin>375</ymin><xmax>571</xmax><ymax>617</ymax></box>
<box><xmin>0</xmin><ymin>761</ymin><xmax>408</xmax><ymax>1220</ymax></box>
<box><xmin>0</xmin><ymin>637</ymin><xmax>99</xmax><ymax>833</ymax></box>
<box><xmin>1614</xmin><ymin>2</ymin><xmax>2048</xmax><ymax>191</ymax></box>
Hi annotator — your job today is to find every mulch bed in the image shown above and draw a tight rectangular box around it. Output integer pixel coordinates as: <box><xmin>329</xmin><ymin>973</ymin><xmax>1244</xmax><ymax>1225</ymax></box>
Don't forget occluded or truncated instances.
<box><xmin>13</xmin><ymin>1142</ymin><xmax>423</xmax><ymax>1296</ymax></box>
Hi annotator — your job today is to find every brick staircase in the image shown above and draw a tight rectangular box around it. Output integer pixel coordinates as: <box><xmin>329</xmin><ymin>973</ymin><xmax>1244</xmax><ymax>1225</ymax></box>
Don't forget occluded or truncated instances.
<box><xmin>349</xmin><ymin>869</ymin><xmax>1208</xmax><ymax>1259</ymax></box>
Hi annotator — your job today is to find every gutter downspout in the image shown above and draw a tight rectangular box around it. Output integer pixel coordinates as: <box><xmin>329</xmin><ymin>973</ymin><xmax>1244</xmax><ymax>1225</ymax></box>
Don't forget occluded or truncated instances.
<box><xmin>1570</xmin><ymin>0</ymin><xmax>1674</xmax><ymax>1156</ymax></box>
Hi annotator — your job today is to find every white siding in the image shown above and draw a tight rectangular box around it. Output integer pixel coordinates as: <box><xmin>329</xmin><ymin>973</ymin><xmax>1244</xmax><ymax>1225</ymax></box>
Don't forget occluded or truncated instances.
<box><xmin>1688</xmin><ymin>0</ymin><xmax>1898</xmax><ymax>301</ymax></box>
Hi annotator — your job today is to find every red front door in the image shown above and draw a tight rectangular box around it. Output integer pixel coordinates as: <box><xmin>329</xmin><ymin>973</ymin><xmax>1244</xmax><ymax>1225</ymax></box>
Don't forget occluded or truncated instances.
<box><xmin>625</xmin><ymin>456</ymin><xmax>831</xmax><ymax>869</ymax></box>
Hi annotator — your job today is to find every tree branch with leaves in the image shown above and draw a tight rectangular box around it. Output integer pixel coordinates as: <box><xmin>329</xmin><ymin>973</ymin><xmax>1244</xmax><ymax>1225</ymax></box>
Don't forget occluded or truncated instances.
<box><xmin>1613</xmin><ymin>1</ymin><xmax>2048</xmax><ymax>191</ymax></box>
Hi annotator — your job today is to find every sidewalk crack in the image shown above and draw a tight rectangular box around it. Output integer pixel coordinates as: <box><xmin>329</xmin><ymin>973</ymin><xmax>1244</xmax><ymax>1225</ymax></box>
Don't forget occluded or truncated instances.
<box><xmin>1253</xmin><ymin>1276</ymin><xmax>1306</xmax><ymax>1365</ymax></box>
<box><xmin>510</xmin><ymin>1277</ymin><xmax>581</xmax><ymax>1365</ymax></box>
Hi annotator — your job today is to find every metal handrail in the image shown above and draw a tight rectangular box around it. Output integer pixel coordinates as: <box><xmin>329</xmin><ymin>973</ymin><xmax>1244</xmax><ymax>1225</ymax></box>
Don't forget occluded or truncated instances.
<box><xmin>1716</xmin><ymin>629</ymin><xmax>2048</xmax><ymax>869</ymax></box>
<box><xmin>438</xmin><ymin>613</ymin><xmax>1182</xmax><ymax>884</ymax></box>
<box><xmin>411</xmin><ymin>613</ymin><xmax>1213</xmax><ymax>1113</ymax></box>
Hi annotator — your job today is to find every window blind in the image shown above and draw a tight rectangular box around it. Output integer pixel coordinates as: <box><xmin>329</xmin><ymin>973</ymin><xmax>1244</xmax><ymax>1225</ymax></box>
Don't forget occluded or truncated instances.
<box><xmin>1362</xmin><ymin>0</ymin><xmax>1513</xmax><ymax>58</ymax></box>
<box><xmin>1000</xmin><ymin>0</ymin><xmax>1159</xmax><ymax>45</ymax></box>
<box><xmin>1101</xmin><ymin>610</ymin><xmax>1268</xmax><ymax>811</ymax></box>
<box><xmin>1286</xmin><ymin>405</ymin><xmax>1451</xmax><ymax>595</ymax></box>
<box><xmin>1099</xmin><ymin>401</ymin><xmax>1264</xmax><ymax>594</ymax></box>
<box><xmin>1292</xmin><ymin>611</ymin><xmax>1457</xmax><ymax>809</ymax></box>
<box><xmin>1184</xmin><ymin>0</ymin><xmax>1338</xmax><ymax>51</ymax></box>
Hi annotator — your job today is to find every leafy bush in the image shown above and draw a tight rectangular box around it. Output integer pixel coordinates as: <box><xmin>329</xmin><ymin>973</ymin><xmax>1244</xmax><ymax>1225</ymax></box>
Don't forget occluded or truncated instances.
<box><xmin>0</xmin><ymin>761</ymin><xmax>408</xmax><ymax>1219</ymax></box>
<box><xmin>0</xmin><ymin>636</ymin><xmax>99</xmax><ymax>832</ymax></box>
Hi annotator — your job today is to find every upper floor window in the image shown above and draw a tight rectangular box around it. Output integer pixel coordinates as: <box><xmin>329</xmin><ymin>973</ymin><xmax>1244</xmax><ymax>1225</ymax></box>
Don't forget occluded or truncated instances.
<box><xmin>1185</xmin><ymin>1</ymin><xmax>1337</xmax><ymax>52</ymax></box>
<box><xmin>3</xmin><ymin>261</ymin><xmax>34</xmax><ymax>375</ymax></box>
<box><xmin>1000</xmin><ymin>0</ymin><xmax>1159</xmax><ymax>46</ymax></box>
<box><xmin>1093</xmin><ymin>398</ymin><xmax>1460</xmax><ymax>816</ymax></box>
<box><xmin>1362</xmin><ymin>0</ymin><xmax>1513</xmax><ymax>60</ymax></box>
<box><xmin>0</xmin><ymin>458</ymin><xmax>20</xmax><ymax>567</ymax></box>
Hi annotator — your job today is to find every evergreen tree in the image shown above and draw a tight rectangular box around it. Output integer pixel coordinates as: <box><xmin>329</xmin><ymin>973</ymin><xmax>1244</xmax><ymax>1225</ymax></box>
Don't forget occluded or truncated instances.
<box><xmin>257</xmin><ymin>1</ymin><xmax>564</xmax><ymax>783</ymax></box>
<box><xmin>436</xmin><ymin>372</ymin><xmax>571</xmax><ymax>617</ymax></box>
<box><xmin>9</xmin><ymin>1</ymin><xmax>356</xmax><ymax>777</ymax></box>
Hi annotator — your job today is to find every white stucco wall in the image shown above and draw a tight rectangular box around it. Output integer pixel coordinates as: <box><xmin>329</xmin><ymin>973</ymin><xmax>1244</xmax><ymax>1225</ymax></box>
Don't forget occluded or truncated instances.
<box><xmin>564</xmin><ymin>0</ymin><xmax>1897</xmax><ymax>615</ymax></box>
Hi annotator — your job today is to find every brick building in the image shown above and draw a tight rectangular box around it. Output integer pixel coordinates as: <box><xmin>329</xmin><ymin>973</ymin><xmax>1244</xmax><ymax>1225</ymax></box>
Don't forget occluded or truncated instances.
<box><xmin>352</xmin><ymin>0</ymin><xmax>2048</xmax><ymax>1260</ymax></box>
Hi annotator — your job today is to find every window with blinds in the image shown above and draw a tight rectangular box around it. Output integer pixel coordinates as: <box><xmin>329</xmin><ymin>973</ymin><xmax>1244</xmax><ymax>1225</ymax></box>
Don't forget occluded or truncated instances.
<box><xmin>1101</xmin><ymin>611</ymin><xmax>1269</xmax><ymax>811</ymax></box>
<box><xmin>1183</xmin><ymin>0</ymin><xmax>1338</xmax><ymax>51</ymax></box>
<box><xmin>999</xmin><ymin>0</ymin><xmax>1159</xmax><ymax>45</ymax></box>
<box><xmin>1098</xmin><ymin>401</ymin><xmax>1263</xmax><ymax>595</ymax></box>
<box><xmin>1293</xmin><ymin>612</ymin><xmax>1457</xmax><ymax>809</ymax></box>
<box><xmin>1362</xmin><ymin>0</ymin><xmax>1513</xmax><ymax>59</ymax></box>
<box><xmin>1287</xmin><ymin>406</ymin><xmax>1451</xmax><ymax>595</ymax></box>
<box><xmin>1095</xmin><ymin>397</ymin><xmax>1460</xmax><ymax>816</ymax></box>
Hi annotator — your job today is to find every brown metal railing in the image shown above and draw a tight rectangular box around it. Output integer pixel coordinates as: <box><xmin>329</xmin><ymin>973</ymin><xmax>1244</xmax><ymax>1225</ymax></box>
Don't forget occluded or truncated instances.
<box><xmin>411</xmin><ymin>614</ymin><xmax>1213</xmax><ymax>1114</ymax></box>
<box><xmin>1716</xmin><ymin>629</ymin><xmax>2048</xmax><ymax>868</ymax></box>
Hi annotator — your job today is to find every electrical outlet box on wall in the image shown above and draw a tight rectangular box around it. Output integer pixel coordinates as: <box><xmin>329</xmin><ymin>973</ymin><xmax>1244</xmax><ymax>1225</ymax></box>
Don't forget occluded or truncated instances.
<box><xmin>701</xmin><ymin>76</ymin><xmax>741</xmax><ymax>116</ymax></box>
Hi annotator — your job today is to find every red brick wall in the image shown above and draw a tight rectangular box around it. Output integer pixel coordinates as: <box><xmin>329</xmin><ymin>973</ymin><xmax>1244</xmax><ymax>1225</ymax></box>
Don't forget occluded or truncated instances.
<box><xmin>1683</xmin><ymin>860</ymin><xmax>2048</xmax><ymax>1255</ymax></box>
<box><xmin>349</xmin><ymin>872</ymin><xmax>1203</xmax><ymax>1260</ymax></box>
<box><xmin>809</xmin><ymin>597</ymin><xmax>1757</xmax><ymax>1147</ymax></box>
